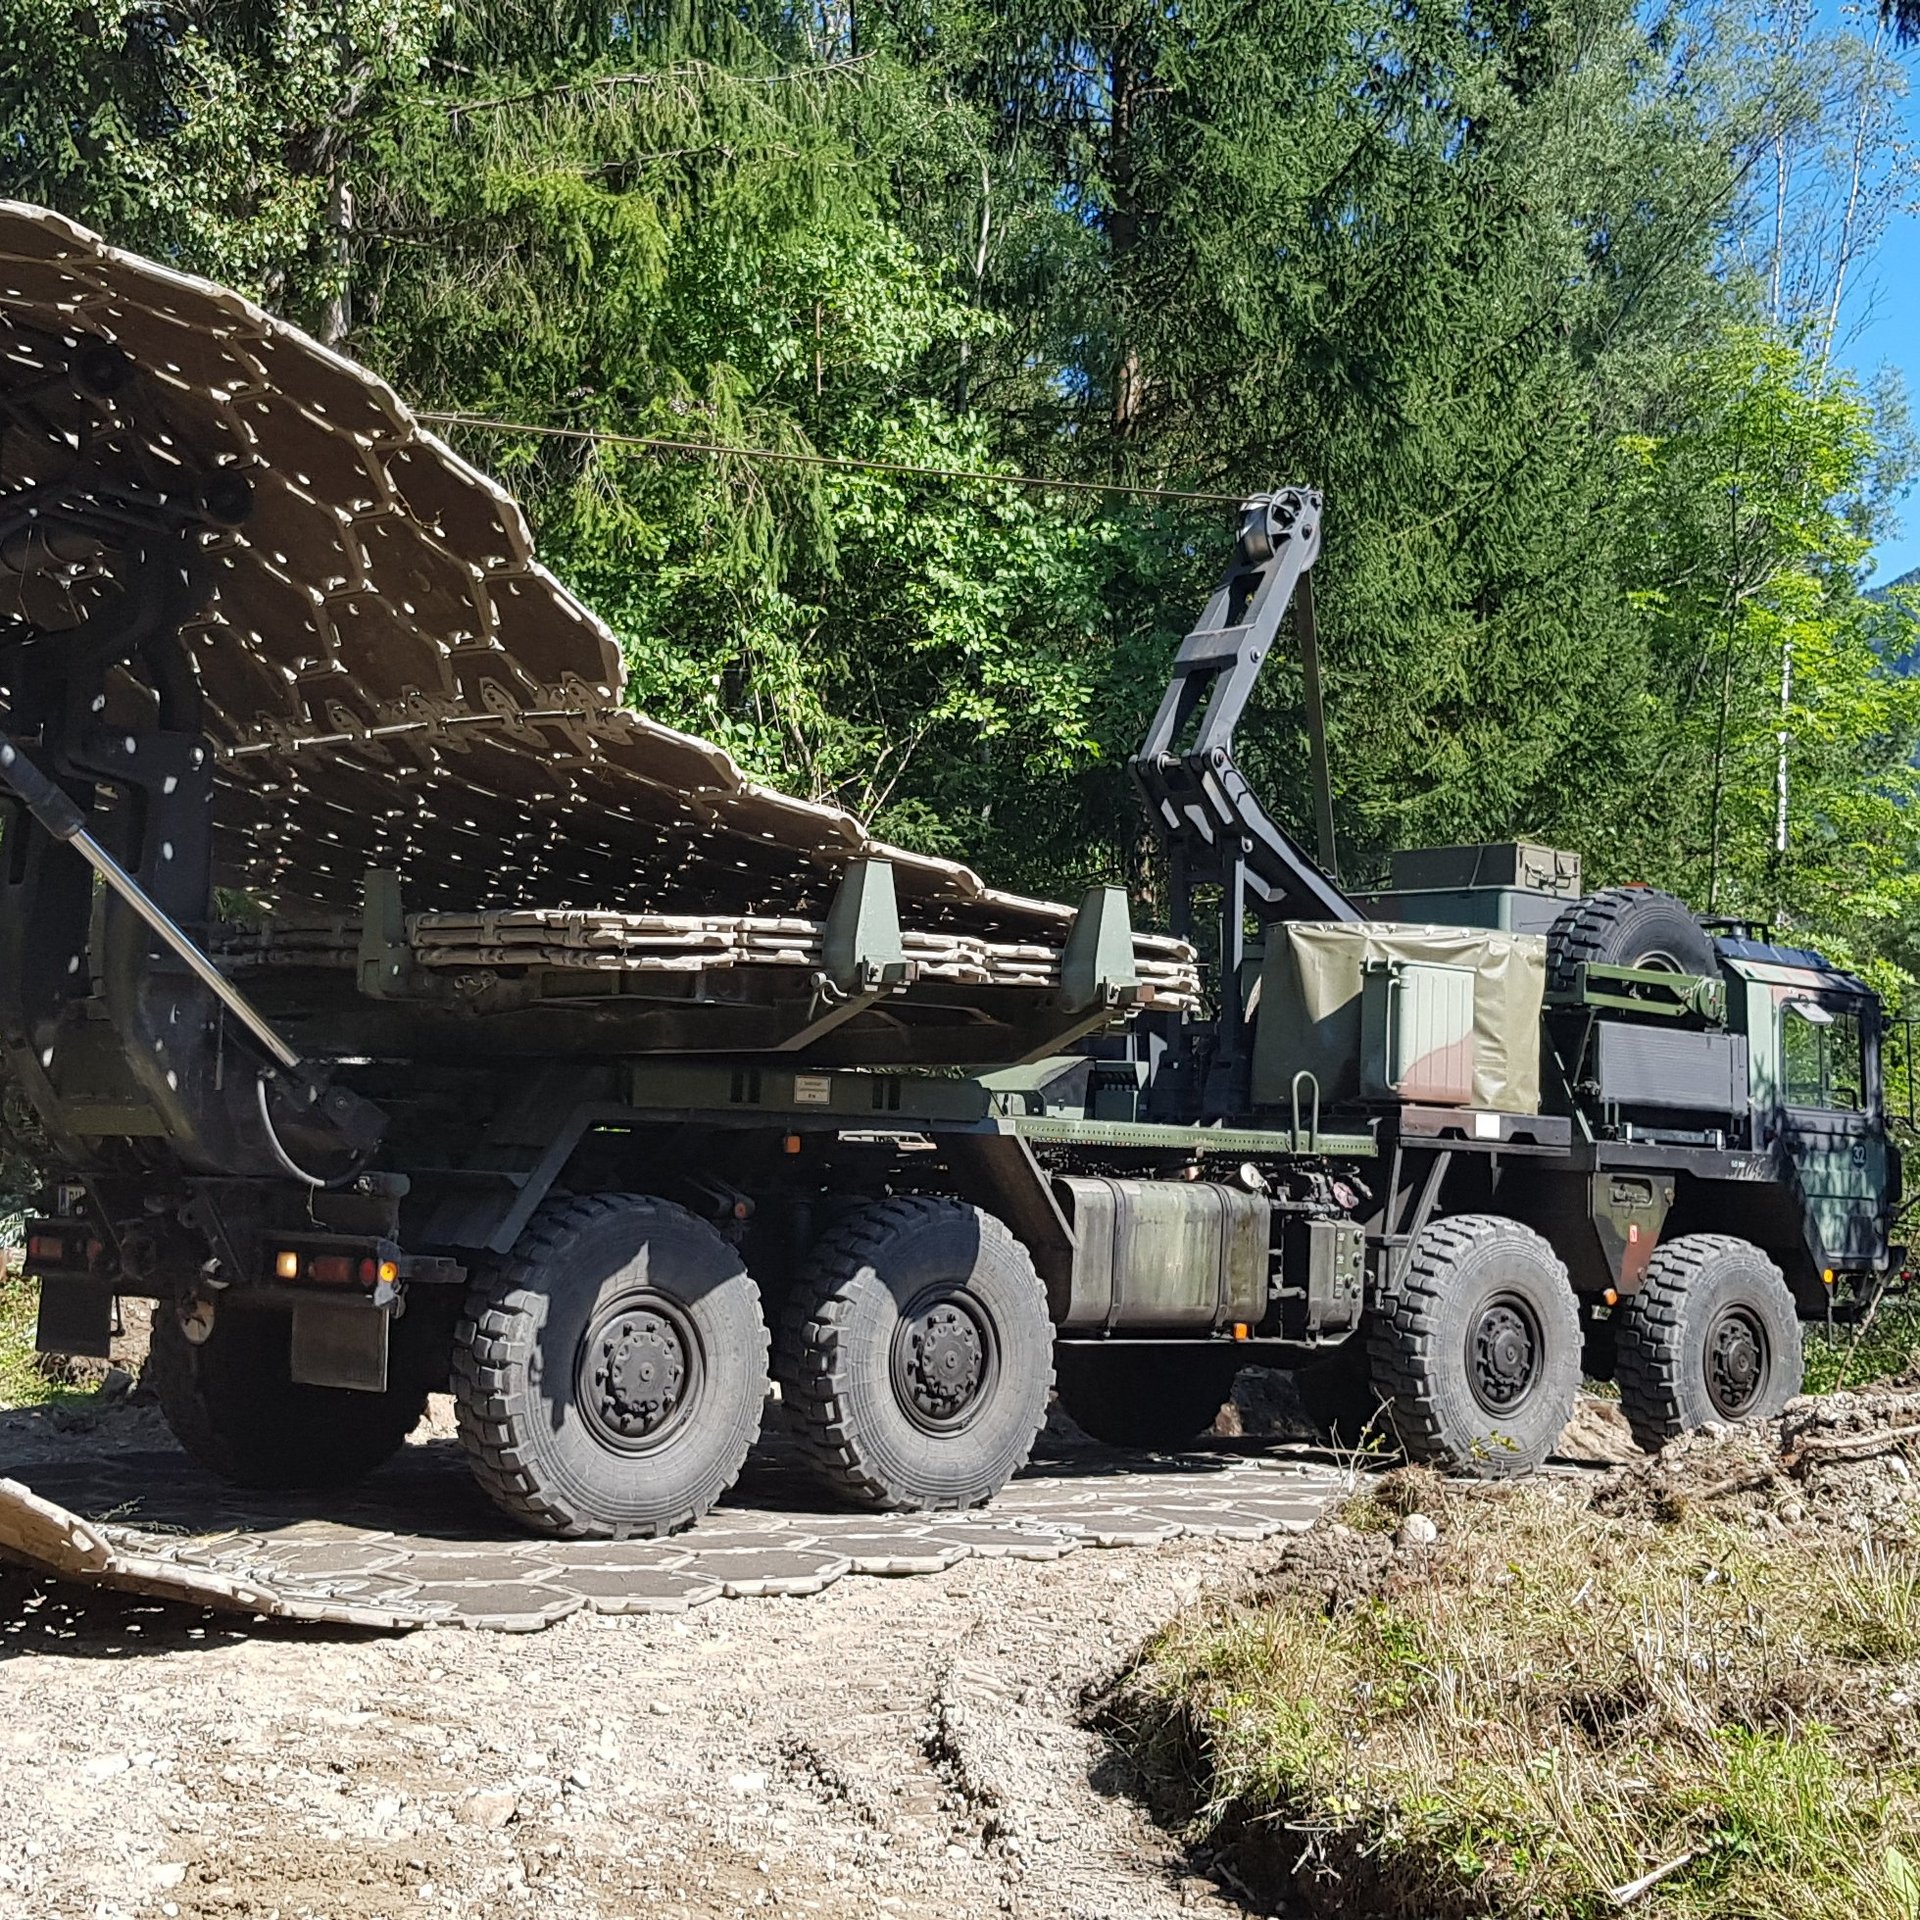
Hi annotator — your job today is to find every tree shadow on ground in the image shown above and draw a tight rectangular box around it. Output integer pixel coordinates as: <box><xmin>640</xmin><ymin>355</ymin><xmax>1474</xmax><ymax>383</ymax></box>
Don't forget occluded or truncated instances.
<box><xmin>0</xmin><ymin>1562</ymin><xmax>390</xmax><ymax>1661</ymax></box>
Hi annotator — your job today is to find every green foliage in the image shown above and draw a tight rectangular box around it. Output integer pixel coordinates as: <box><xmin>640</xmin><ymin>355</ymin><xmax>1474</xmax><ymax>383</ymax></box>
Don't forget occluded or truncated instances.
<box><xmin>0</xmin><ymin>0</ymin><xmax>440</xmax><ymax>306</ymax></box>
<box><xmin>0</xmin><ymin>0</ymin><xmax>1914</xmax><ymax>991</ymax></box>
<box><xmin>1803</xmin><ymin>1293</ymin><xmax>1920</xmax><ymax>1393</ymax></box>
<box><xmin>1608</xmin><ymin>334</ymin><xmax>1920</xmax><ymax>953</ymax></box>
<box><xmin>0</xmin><ymin>1278</ymin><xmax>54</xmax><ymax>1408</ymax></box>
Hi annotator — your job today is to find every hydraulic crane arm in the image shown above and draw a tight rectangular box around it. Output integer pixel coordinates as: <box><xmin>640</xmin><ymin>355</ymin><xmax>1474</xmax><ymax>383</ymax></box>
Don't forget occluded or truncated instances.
<box><xmin>1131</xmin><ymin>489</ymin><xmax>1358</xmax><ymax>927</ymax></box>
<box><xmin>1128</xmin><ymin>489</ymin><xmax>1361</xmax><ymax>1120</ymax></box>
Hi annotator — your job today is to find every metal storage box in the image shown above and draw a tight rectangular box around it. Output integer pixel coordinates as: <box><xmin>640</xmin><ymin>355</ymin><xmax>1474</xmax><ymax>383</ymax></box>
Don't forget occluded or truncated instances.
<box><xmin>1389</xmin><ymin>843</ymin><xmax>1583</xmax><ymax>897</ymax></box>
<box><xmin>1352</xmin><ymin>885</ymin><xmax>1569</xmax><ymax>935</ymax></box>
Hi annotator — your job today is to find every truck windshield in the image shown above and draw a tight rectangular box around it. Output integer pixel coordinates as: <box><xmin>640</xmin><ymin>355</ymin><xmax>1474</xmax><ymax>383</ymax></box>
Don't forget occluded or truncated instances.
<box><xmin>1782</xmin><ymin>1000</ymin><xmax>1866</xmax><ymax>1112</ymax></box>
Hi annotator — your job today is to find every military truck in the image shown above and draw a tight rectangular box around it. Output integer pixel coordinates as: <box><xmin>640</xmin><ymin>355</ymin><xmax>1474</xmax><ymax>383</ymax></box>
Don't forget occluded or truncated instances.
<box><xmin>0</xmin><ymin>204</ymin><xmax>1900</xmax><ymax>1537</ymax></box>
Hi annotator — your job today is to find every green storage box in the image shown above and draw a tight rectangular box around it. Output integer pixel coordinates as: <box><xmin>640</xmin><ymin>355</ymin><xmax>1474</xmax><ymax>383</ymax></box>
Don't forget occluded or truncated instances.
<box><xmin>1251</xmin><ymin>921</ymin><xmax>1548</xmax><ymax>1114</ymax></box>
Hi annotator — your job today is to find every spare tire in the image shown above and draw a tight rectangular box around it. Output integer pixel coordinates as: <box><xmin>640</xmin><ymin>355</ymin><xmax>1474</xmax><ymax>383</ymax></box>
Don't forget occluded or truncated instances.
<box><xmin>1546</xmin><ymin>887</ymin><xmax>1715</xmax><ymax>994</ymax></box>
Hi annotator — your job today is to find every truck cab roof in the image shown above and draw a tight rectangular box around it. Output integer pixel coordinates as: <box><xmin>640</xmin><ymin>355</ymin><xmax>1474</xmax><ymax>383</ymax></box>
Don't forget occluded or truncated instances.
<box><xmin>1715</xmin><ymin>937</ymin><xmax>1875</xmax><ymax>1001</ymax></box>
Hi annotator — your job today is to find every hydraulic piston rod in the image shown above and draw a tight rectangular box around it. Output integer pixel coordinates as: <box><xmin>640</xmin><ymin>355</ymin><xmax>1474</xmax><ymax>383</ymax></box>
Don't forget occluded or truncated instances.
<box><xmin>0</xmin><ymin>736</ymin><xmax>304</xmax><ymax>1074</ymax></box>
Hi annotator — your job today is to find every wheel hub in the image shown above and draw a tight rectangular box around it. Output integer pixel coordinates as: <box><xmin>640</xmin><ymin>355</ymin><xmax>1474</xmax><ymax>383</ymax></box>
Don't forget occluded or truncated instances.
<box><xmin>1469</xmin><ymin>1295</ymin><xmax>1540</xmax><ymax>1414</ymax></box>
<box><xmin>895</xmin><ymin>1299</ymin><xmax>988</xmax><ymax>1426</ymax></box>
<box><xmin>583</xmin><ymin>1306</ymin><xmax>689</xmax><ymax>1443</ymax></box>
<box><xmin>1706</xmin><ymin>1306</ymin><xmax>1768</xmax><ymax>1418</ymax></box>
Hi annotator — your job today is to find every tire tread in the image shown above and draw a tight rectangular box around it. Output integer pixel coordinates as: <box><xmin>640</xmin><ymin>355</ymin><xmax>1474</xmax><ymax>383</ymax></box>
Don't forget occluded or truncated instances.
<box><xmin>773</xmin><ymin>1196</ymin><xmax>1051</xmax><ymax>1510</ymax></box>
<box><xmin>450</xmin><ymin>1193</ymin><xmax>766</xmax><ymax>1537</ymax></box>
<box><xmin>1612</xmin><ymin>1233</ymin><xmax>1796</xmax><ymax>1451</ymax></box>
<box><xmin>147</xmin><ymin>1306</ymin><xmax>426</xmax><ymax>1490</ymax></box>
<box><xmin>1546</xmin><ymin>887</ymin><xmax>1714</xmax><ymax>994</ymax></box>
<box><xmin>1365</xmin><ymin>1212</ymin><xmax>1579</xmax><ymax>1474</ymax></box>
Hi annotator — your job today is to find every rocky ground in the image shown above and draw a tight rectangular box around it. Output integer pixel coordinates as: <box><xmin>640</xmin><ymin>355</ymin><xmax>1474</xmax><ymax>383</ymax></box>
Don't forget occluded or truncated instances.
<box><xmin>0</xmin><ymin>1315</ymin><xmax>1660</xmax><ymax>1920</ymax></box>
<box><xmin>0</xmin><ymin>1428</ymin><xmax>1267</xmax><ymax>1920</ymax></box>
<box><xmin>0</xmin><ymin>1332</ymin><xmax>1361</xmax><ymax>1920</ymax></box>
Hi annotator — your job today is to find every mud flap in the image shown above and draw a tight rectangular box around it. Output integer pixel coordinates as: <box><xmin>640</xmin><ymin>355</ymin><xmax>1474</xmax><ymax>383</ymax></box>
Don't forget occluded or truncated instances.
<box><xmin>34</xmin><ymin>1276</ymin><xmax>115</xmax><ymax>1359</ymax></box>
<box><xmin>289</xmin><ymin>1297</ymin><xmax>390</xmax><ymax>1391</ymax></box>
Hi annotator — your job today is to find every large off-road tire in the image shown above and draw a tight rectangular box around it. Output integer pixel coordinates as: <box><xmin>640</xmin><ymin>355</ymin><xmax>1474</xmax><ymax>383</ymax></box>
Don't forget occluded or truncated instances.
<box><xmin>1053</xmin><ymin>1344</ymin><xmax>1240</xmax><ymax>1450</ymax></box>
<box><xmin>148</xmin><ymin>1303</ymin><xmax>428</xmax><ymax>1490</ymax></box>
<box><xmin>451</xmin><ymin>1194</ymin><xmax>768</xmax><ymax>1538</ymax></box>
<box><xmin>1546</xmin><ymin>887</ymin><xmax>1717</xmax><ymax>994</ymax></box>
<box><xmin>775</xmin><ymin>1196</ymin><xmax>1052</xmax><ymax>1510</ymax></box>
<box><xmin>1367</xmin><ymin>1213</ymin><xmax>1582</xmax><ymax>1477</ymax></box>
<box><xmin>1613</xmin><ymin>1235</ymin><xmax>1803</xmax><ymax>1450</ymax></box>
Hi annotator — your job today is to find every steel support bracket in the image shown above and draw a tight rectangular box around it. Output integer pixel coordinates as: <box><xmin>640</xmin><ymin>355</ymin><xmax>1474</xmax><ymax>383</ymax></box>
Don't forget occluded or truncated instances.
<box><xmin>1545</xmin><ymin>961</ymin><xmax>1723</xmax><ymax>1025</ymax></box>
<box><xmin>1059</xmin><ymin>885</ymin><xmax>1139</xmax><ymax>1014</ymax></box>
<box><xmin>820</xmin><ymin>858</ymin><xmax>911</xmax><ymax>995</ymax></box>
<box><xmin>357</xmin><ymin>868</ymin><xmax>416</xmax><ymax>1000</ymax></box>
<box><xmin>773</xmin><ymin>981</ymin><xmax>892</xmax><ymax>1055</ymax></box>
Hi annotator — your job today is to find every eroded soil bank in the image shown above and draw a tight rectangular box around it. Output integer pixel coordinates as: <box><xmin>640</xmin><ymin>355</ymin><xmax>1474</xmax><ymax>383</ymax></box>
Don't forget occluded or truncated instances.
<box><xmin>1110</xmin><ymin>1387</ymin><xmax>1920</xmax><ymax>1920</ymax></box>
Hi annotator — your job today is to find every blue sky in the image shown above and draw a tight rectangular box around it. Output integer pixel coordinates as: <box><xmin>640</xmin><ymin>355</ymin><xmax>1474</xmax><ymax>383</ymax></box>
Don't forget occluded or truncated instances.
<box><xmin>1844</xmin><ymin>22</ymin><xmax>1920</xmax><ymax>585</ymax></box>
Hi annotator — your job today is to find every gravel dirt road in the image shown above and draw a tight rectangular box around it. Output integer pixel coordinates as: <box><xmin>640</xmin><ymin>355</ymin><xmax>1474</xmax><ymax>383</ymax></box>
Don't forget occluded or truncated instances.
<box><xmin>0</xmin><ymin>1393</ymin><xmax>1287</xmax><ymax>1920</ymax></box>
<box><xmin>0</xmin><ymin>1337</ymin><xmax>1646</xmax><ymax>1920</ymax></box>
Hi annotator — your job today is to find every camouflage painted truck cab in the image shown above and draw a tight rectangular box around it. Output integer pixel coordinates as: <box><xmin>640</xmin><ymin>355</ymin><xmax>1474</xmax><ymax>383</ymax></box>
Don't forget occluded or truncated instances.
<box><xmin>0</xmin><ymin>204</ymin><xmax>1899</xmax><ymax>1536</ymax></box>
<box><xmin>1725</xmin><ymin>940</ymin><xmax>1895</xmax><ymax>1273</ymax></box>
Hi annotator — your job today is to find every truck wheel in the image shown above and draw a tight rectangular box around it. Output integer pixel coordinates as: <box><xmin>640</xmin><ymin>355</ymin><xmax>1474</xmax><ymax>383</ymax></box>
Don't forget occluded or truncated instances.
<box><xmin>1546</xmin><ymin>887</ymin><xmax>1716</xmax><ymax>993</ymax></box>
<box><xmin>1613</xmin><ymin>1235</ymin><xmax>1802</xmax><ymax>1449</ymax></box>
<box><xmin>1367</xmin><ymin>1214</ymin><xmax>1581</xmax><ymax>1477</ymax></box>
<box><xmin>775</xmin><ymin>1197</ymin><xmax>1052</xmax><ymax>1510</ymax></box>
<box><xmin>1053</xmin><ymin>1345</ymin><xmax>1239</xmax><ymax>1450</ymax></box>
<box><xmin>451</xmin><ymin>1194</ymin><xmax>768</xmax><ymax>1538</ymax></box>
<box><xmin>148</xmin><ymin>1304</ymin><xmax>428</xmax><ymax>1489</ymax></box>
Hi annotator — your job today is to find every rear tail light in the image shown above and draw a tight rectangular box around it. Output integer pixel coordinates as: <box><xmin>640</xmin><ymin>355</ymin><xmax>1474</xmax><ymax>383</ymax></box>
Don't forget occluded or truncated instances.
<box><xmin>268</xmin><ymin>1247</ymin><xmax>400</xmax><ymax>1289</ymax></box>
<box><xmin>24</xmin><ymin>1230</ymin><xmax>100</xmax><ymax>1271</ymax></box>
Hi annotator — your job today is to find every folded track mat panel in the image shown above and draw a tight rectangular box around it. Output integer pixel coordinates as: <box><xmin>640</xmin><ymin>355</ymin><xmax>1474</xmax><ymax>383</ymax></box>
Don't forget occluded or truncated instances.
<box><xmin>215</xmin><ymin>909</ymin><xmax>1200</xmax><ymax>1002</ymax></box>
<box><xmin>0</xmin><ymin>201</ymin><xmax>1169</xmax><ymax>975</ymax></box>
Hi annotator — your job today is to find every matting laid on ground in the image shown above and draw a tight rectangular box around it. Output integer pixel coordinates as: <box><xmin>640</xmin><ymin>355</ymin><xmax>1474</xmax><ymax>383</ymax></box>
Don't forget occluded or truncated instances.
<box><xmin>0</xmin><ymin>1434</ymin><xmax>1343</xmax><ymax>1633</ymax></box>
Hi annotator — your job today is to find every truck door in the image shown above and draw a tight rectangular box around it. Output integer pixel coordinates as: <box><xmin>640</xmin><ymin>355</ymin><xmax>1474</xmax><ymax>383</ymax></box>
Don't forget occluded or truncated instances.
<box><xmin>1777</xmin><ymin>994</ymin><xmax>1891</xmax><ymax>1267</ymax></box>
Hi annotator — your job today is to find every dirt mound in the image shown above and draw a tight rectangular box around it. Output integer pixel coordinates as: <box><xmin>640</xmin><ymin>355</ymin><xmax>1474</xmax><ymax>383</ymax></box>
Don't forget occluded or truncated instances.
<box><xmin>1113</xmin><ymin>1403</ymin><xmax>1920</xmax><ymax>1920</ymax></box>
<box><xmin>1593</xmin><ymin>1387</ymin><xmax>1920</xmax><ymax>1531</ymax></box>
<box><xmin>1250</xmin><ymin>1522</ymin><xmax>1398</xmax><ymax>1613</ymax></box>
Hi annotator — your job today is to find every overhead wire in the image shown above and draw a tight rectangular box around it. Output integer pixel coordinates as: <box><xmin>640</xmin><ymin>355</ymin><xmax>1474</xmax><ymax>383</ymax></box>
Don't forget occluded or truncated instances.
<box><xmin>414</xmin><ymin>410</ymin><xmax>1244</xmax><ymax>507</ymax></box>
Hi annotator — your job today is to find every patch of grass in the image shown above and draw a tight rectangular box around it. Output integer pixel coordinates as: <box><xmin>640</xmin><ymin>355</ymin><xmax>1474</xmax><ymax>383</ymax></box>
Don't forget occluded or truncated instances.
<box><xmin>1805</xmin><ymin>1294</ymin><xmax>1920</xmax><ymax>1394</ymax></box>
<box><xmin>0</xmin><ymin>1274</ymin><xmax>99</xmax><ymax>1411</ymax></box>
<box><xmin>1333</xmin><ymin>1466</ymin><xmax>1451</xmax><ymax>1538</ymax></box>
<box><xmin>0</xmin><ymin>1274</ymin><xmax>52</xmax><ymax>1407</ymax></box>
<box><xmin>1110</xmin><ymin>1482</ymin><xmax>1920</xmax><ymax>1919</ymax></box>
<box><xmin>1823</xmin><ymin>1537</ymin><xmax>1920</xmax><ymax>1662</ymax></box>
